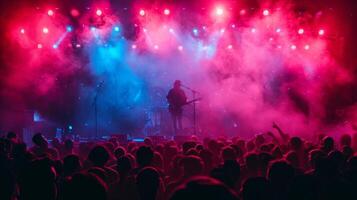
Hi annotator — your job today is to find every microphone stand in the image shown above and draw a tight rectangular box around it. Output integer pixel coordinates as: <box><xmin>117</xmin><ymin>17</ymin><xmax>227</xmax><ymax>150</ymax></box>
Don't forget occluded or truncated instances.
<box><xmin>181</xmin><ymin>84</ymin><xmax>199</xmax><ymax>135</ymax></box>
<box><xmin>93</xmin><ymin>81</ymin><xmax>104</xmax><ymax>140</ymax></box>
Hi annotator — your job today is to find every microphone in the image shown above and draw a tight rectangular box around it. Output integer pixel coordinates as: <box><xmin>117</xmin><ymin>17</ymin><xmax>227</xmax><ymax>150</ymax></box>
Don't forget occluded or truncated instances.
<box><xmin>181</xmin><ymin>84</ymin><xmax>199</xmax><ymax>93</ymax></box>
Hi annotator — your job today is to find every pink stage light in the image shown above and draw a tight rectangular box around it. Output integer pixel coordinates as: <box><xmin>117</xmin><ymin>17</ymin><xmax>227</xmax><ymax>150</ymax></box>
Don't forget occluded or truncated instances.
<box><xmin>37</xmin><ymin>44</ymin><xmax>43</xmax><ymax>49</ymax></box>
<box><xmin>20</xmin><ymin>28</ymin><xmax>25</xmax><ymax>34</ymax></box>
<box><xmin>291</xmin><ymin>45</ymin><xmax>297</xmax><ymax>50</ymax></box>
<box><xmin>154</xmin><ymin>45</ymin><xmax>159</xmax><ymax>50</ymax></box>
<box><xmin>216</xmin><ymin>7</ymin><xmax>224</xmax><ymax>16</ymax></box>
<box><xmin>178</xmin><ymin>45</ymin><xmax>183</xmax><ymax>51</ymax></box>
<box><xmin>96</xmin><ymin>9</ymin><xmax>102</xmax><ymax>16</ymax></box>
<box><xmin>263</xmin><ymin>9</ymin><xmax>269</xmax><ymax>16</ymax></box>
<box><xmin>139</xmin><ymin>9</ymin><xmax>145</xmax><ymax>16</ymax></box>
<box><xmin>164</xmin><ymin>9</ymin><xmax>170</xmax><ymax>15</ymax></box>
<box><xmin>132</xmin><ymin>44</ymin><xmax>137</xmax><ymax>49</ymax></box>
<box><xmin>240</xmin><ymin>9</ymin><xmax>246</xmax><ymax>15</ymax></box>
<box><xmin>43</xmin><ymin>27</ymin><xmax>49</xmax><ymax>34</ymax></box>
<box><xmin>298</xmin><ymin>28</ymin><xmax>304</xmax><ymax>35</ymax></box>
<box><xmin>227</xmin><ymin>45</ymin><xmax>233</xmax><ymax>49</ymax></box>
<box><xmin>251</xmin><ymin>28</ymin><xmax>256</xmax><ymax>33</ymax></box>
<box><xmin>70</xmin><ymin>9</ymin><xmax>80</xmax><ymax>17</ymax></box>
<box><xmin>304</xmin><ymin>45</ymin><xmax>310</xmax><ymax>50</ymax></box>
<box><xmin>48</xmin><ymin>10</ymin><xmax>54</xmax><ymax>16</ymax></box>
<box><xmin>276</xmin><ymin>28</ymin><xmax>281</xmax><ymax>33</ymax></box>
<box><xmin>318</xmin><ymin>29</ymin><xmax>325</xmax><ymax>36</ymax></box>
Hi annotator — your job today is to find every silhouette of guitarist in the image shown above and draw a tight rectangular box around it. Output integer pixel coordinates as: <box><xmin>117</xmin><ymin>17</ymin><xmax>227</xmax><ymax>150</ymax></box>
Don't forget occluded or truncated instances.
<box><xmin>167</xmin><ymin>80</ymin><xmax>187</xmax><ymax>134</ymax></box>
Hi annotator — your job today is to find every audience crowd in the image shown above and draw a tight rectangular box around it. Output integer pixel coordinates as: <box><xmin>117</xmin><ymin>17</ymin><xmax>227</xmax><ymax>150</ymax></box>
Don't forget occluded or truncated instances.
<box><xmin>1</xmin><ymin>124</ymin><xmax>357</xmax><ymax>200</ymax></box>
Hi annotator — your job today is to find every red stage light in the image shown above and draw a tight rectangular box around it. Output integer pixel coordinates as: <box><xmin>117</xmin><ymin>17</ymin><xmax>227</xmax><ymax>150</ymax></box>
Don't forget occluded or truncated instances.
<box><xmin>48</xmin><ymin>10</ymin><xmax>54</xmax><ymax>16</ymax></box>
<box><xmin>318</xmin><ymin>29</ymin><xmax>325</xmax><ymax>36</ymax></box>
<box><xmin>240</xmin><ymin>9</ymin><xmax>246</xmax><ymax>15</ymax></box>
<box><xmin>263</xmin><ymin>9</ymin><xmax>269</xmax><ymax>16</ymax></box>
<box><xmin>216</xmin><ymin>7</ymin><xmax>224</xmax><ymax>16</ymax></box>
<box><xmin>298</xmin><ymin>28</ymin><xmax>304</xmax><ymax>34</ymax></box>
<box><xmin>164</xmin><ymin>9</ymin><xmax>170</xmax><ymax>15</ymax></box>
<box><xmin>70</xmin><ymin>9</ymin><xmax>80</xmax><ymax>17</ymax></box>
<box><xmin>304</xmin><ymin>45</ymin><xmax>310</xmax><ymax>50</ymax></box>
<box><xmin>96</xmin><ymin>9</ymin><xmax>102</xmax><ymax>16</ymax></box>
<box><xmin>20</xmin><ymin>28</ymin><xmax>25</xmax><ymax>34</ymax></box>
<box><xmin>37</xmin><ymin>44</ymin><xmax>43</xmax><ymax>49</ymax></box>
<box><xmin>139</xmin><ymin>9</ymin><xmax>145</xmax><ymax>16</ymax></box>
<box><xmin>43</xmin><ymin>27</ymin><xmax>49</xmax><ymax>34</ymax></box>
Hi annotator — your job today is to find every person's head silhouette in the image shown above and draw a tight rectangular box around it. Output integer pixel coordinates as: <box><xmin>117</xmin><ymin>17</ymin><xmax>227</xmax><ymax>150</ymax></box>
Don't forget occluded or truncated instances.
<box><xmin>170</xmin><ymin>176</ymin><xmax>238</xmax><ymax>200</ymax></box>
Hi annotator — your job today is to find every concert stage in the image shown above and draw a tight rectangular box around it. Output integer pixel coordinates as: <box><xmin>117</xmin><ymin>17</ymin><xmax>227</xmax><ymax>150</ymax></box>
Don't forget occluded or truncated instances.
<box><xmin>0</xmin><ymin>0</ymin><xmax>356</xmax><ymax>140</ymax></box>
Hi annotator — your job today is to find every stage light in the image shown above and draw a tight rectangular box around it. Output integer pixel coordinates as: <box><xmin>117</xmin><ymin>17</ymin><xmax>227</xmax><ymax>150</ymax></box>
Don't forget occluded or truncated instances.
<box><xmin>48</xmin><ymin>10</ymin><xmax>54</xmax><ymax>16</ymax></box>
<box><xmin>193</xmin><ymin>28</ymin><xmax>199</xmax><ymax>36</ymax></box>
<box><xmin>90</xmin><ymin>27</ymin><xmax>96</xmax><ymax>31</ymax></box>
<box><xmin>304</xmin><ymin>44</ymin><xmax>310</xmax><ymax>50</ymax></box>
<box><xmin>291</xmin><ymin>45</ymin><xmax>297</xmax><ymax>50</ymax></box>
<box><xmin>231</xmin><ymin>24</ymin><xmax>236</xmax><ymax>28</ymax></box>
<box><xmin>43</xmin><ymin>27</ymin><xmax>49</xmax><ymax>34</ymax></box>
<box><xmin>169</xmin><ymin>28</ymin><xmax>174</xmax><ymax>33</ymax></box>
<box><xmin>53</xmin><ymin>44</ymin><xmax>58</xmax><ymax>49</ymax></box>
<box><xmin>251</xmin><ymin>28</ymin><xmax>256</xmax><ymax>33</ymax></box>
<box><xmin>240</xmin><ymin>9</ymin><xmax>246</xmax><ymax>15</ymax></box>
<box><xmin>96</xmin><ymin>9</ymin><xmax>102</xmax><ymax>16</ymax></box>
<box><xmin>132</xmin><ymin>44</ymin><xmax>137</xmax><ymax>49</ymax></box>
<box><xmin>227</xmin><ymin>45</ymin><xmax>233</xmax><ymax>49</ymax></box>
<box><xmin>276</xmin><ymin>28</ymin><xmax>281</xmax><ymax>33</ymax></box>
<box><xmin>220</xmin><ymin>28</ymin><xmax>225</xmax><ymax>33</ymax></box>
<box><xmin>66</xmin><ymin>26</ymin><xmax>73</xmax><ymax>32</ymax></box>
<box><xmin>178</xmin><ymin>45</ymin><xmax>183</xmax><ymax>51</ymax></box>
<box><xmin>263</xmin><ymin>9</ymin><xmax>269</xmax><ymax>16</ymax></box>
<box><xmin>70</xmin><ymin>9</ymin><xmax>80</xmax><ymax>17</ymax></box>
<box><xmin>164</xmin><ymin>9</ymin><xmax>170</xmax><ymax>15</ymax></box>
<box><xmin>37</xmin><ymin>44</ymin><xmax>43</xmax><ymax>49</ymax></box>
<box><xmin>154</xmin><ymin>45</ymin><xmax>159</xmax><ymax>50</ymax></box>
<box><xmin>216</xmin><ymin>7</ymin><xmax>224</xmax><ymax>16</ymax></box>
<box><xmin>114</xmin><ymin>26</ymin><xmax>120</xmax><ymax>32</ymax></box>
<box><xmin>139</xmin><ymin>9</ymin><xmax>145</xmax><ymax>16</ymax></box>
<box><xmin>20</xmin><ymin>28</ymin><xmax>25</xmax><ymax>34</ymax></box>
<box><xmin>298</xmin><ymin>28</ymin><xmax>304</xmax><ymax>35</ymax></box>
<box><xmin>76</xmin><ymin>44</ymin><xmax>81</xmax><ymax>48</ymax></box>
<box><xmin>318</xmin><ymin>29</ymin><xmax>325</xmax><ymax>36</ymax></box>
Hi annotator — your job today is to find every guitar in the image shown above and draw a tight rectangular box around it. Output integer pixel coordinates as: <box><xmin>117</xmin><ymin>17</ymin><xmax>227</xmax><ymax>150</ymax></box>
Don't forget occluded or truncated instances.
<box><xmin>168</xmin><ymin>98</ymin><xmax>202</xmax><ymax>113</ymax></box>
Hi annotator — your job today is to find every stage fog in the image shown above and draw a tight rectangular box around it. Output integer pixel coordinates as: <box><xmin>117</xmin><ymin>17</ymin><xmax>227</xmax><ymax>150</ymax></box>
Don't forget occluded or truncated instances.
<box><xmin>1</xmin><ymin>0</ymin><xmax>357</xmax><ymax>139</ymax></box>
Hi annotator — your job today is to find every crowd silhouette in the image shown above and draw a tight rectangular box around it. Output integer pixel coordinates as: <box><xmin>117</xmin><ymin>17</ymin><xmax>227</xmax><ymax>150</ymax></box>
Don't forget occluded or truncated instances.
<box><xmin>1</xmin><ymin>124</ymin><xmax>357</xmax><ymax>200</ymax></box>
